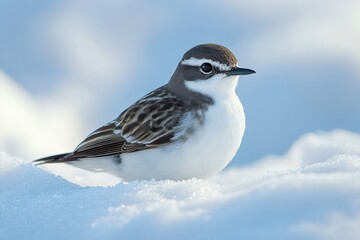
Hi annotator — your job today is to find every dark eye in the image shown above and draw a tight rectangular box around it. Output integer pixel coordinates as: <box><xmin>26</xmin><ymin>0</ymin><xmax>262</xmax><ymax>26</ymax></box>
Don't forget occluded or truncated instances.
<box><xmin>200</xmin><ymin>62</ymin><xmax>213</xmax><ymax>74</ymax></box>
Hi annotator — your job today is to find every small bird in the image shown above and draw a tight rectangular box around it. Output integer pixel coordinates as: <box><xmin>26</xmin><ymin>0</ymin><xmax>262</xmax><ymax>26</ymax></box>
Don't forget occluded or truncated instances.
<box><xmin>34</xmin><ymin>43</ymin><xmax>255</xmax><ymax>181</ymax></box>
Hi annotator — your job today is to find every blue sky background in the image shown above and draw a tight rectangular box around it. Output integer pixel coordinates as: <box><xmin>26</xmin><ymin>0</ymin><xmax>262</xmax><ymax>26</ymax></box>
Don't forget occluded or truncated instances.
<box><xmin>0</xmin><ymin>0</ymin><xmax>359</xmax><ymax>165</ymax></box>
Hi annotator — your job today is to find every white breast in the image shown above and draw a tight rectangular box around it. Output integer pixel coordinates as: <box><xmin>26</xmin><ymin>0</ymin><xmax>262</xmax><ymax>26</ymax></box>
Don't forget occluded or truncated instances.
<box><xmin>119</xmin><ymin>75</ymin><xmax>246</xmax><ymax>181</ymax></box>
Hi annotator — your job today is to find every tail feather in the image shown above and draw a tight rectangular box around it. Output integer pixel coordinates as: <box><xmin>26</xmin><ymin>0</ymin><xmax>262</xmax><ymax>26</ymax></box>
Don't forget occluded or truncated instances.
<box><xmin>33</xmin><ymin>153</ymin><xmax>70</xmax><ymax>165</ymax></box>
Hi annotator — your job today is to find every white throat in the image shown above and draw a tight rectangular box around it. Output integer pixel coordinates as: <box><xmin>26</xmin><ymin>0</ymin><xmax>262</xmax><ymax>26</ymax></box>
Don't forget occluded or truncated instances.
<box><xmin>185</xmin><ymin>75</ymin><xmax>239</xmax><ymax>100</ymax></box>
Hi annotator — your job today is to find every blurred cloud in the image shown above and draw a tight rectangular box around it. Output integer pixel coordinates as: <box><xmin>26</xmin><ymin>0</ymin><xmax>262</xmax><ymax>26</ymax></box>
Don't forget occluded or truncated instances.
<box><xmin>0</xmin><ymin>71</ymin><xmax>82</xmax><ymax>159</ymax></box>
<box><xmin>32</xmin><ymin>0</ymin><xmax>171</xmax><ymax>108</ymax></box>
<box><xmin>0</xmin><ymin>1</ymin><xmax>171</xmax><ymax>159</ymax></box>
<box><xmin>221</xmin><ymin>0</ymin><xmax>360</xmax><ymax>72</ymax></box>
<box><xmin>0</xmin><ymin>151</ymin><xmax>23</xmax><ymax>174</ymax></box>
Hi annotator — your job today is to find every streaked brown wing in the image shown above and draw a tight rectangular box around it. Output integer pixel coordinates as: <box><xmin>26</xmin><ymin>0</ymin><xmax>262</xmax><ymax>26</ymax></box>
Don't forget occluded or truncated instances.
<box><xmin>64</xmin><ymin>87</ymin><xmax>186</xmax><ymax>161</ymax></box>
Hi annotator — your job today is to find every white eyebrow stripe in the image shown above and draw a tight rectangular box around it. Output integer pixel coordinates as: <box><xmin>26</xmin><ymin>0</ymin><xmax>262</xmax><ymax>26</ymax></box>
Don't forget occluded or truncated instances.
<box><xmin>181</xmin><ymin>57</ymin><xmax>231</xmax><ymax>71</ymax></box>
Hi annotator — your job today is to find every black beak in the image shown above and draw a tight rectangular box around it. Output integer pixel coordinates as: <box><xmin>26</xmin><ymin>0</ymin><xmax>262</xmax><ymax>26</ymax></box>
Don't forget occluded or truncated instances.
<box><xmin>224</xmin><ymin>67</ymin><xmax>256</xmax><ymax>76</ymax></box>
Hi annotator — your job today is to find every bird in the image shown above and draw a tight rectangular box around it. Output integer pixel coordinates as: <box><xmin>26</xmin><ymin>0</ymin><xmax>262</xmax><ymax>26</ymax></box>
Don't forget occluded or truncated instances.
<box><xmin>34</xmin><ymin>43</ymin><xmax>255</xmax><ymax>181</ymax></box>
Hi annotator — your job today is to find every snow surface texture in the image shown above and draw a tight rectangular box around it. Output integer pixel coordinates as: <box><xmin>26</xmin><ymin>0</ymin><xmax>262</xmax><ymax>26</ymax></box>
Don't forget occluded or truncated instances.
<box><xmin>1</xmin><ymin>130</ymin><xmax>360</xmax><ymax>240</ymax></box>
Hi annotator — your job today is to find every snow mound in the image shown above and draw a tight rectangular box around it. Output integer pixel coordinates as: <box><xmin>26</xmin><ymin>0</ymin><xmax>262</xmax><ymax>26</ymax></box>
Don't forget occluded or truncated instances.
<box><xmin>1</xmin><ymin>129</ymin><xmax>360</xmax><ymax>240</ymax></box>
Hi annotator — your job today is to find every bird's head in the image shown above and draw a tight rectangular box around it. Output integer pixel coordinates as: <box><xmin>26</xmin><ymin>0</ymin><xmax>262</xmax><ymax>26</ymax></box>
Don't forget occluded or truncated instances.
<box><xmin>168</xmin><ymin>43</ymin><xmax>255</xmax><ymax>100</ymax></box>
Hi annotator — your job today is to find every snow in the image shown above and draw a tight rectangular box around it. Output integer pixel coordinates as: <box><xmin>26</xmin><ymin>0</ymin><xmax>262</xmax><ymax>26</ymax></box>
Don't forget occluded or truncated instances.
<box><xmin>1</xmin><ymin>129</ymin><xmax>360</xmax><ymax>240</ymax></box>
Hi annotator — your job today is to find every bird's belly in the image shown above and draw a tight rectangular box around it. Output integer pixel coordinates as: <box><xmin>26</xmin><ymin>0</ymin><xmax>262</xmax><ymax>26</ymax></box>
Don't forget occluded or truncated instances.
<box><xmin>120</xmin><ymin>97</ymin><xmax>245</xmax><ymax>181</ymax></box>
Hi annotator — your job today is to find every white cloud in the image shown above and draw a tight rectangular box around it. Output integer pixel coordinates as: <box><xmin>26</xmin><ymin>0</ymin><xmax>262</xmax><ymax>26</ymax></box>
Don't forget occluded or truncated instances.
<box><xmin>0</xmin><ymin>151</ymin><xmax>23</xmax><ymax>173</ymax></box>
<box><xmin>0</xmin><ymin>1</ymin><xmax>171</xmax><ymax>159</ymax></box>
<box><xmin>0</xmin><ymin>71</ymin><xmax>83</xmax><ymax>159</ymax></box>
<box><xmin>220</xmin><ymin>0</ymin><xmax>360</xmax><ymax>73</ymax></box>
<box><xmin>32</xmin><ymin>1</ymin><xmax>170</xmax><ymax>112</ymax></box>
